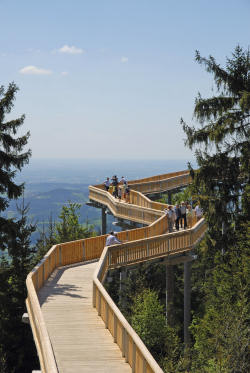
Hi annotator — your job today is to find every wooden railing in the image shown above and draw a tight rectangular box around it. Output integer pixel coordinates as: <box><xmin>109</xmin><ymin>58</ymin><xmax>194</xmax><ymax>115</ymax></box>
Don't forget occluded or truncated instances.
<box><xmin>26</xmin><ymin>170</ymin><xmax>206</xmax><ymax>373</ymax></box>
<box><xmin>126</xmin><ymin>173</ymin><xmax>191</xmax><ymax>194</ymax></box>
<box><xmin>93</xmin><ymin>171</ymin><xmax>191</xmax><ymax>195</ymax></box>
<box><xmin>89</xmin><ymin>186</ymin><xmax>163</xmax><ymax>225</ymax></box>
<box><xmin>92</xmin><ymin>219</ymin><xmax>206</xmax><ymax>373</ymax></box>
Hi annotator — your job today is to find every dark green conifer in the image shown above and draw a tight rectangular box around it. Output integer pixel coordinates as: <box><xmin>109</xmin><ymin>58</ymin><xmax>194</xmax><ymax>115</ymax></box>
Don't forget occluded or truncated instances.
<box><xmin>182</xmin><ymin>46</ymin><xmax>250</xmax><ymax>372</ymax></box>
<box><xmin>0</xmin><ymin>82</ymin><xmax>31</xmax><ymax>251</ymax></box>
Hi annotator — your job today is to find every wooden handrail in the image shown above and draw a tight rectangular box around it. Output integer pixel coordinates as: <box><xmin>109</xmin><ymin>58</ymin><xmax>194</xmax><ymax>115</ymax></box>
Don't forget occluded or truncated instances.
<box><xmin>26</xmin><ymin>170</ymin><xmax>205</xmax><ymax>372</ymax></box>
<box><xmin>93</xmin><ymin>218</ymin><xmax>206</xmax><ymax>372</ymax></box>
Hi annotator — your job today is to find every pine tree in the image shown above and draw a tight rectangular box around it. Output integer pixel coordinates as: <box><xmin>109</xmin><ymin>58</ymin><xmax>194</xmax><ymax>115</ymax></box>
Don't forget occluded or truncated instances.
<box><xmin>0</xmin><ymin>82</ymin><xmax>31</xmax><ymax>251</ymax></box>
<box><xmin>54</xmin><ymin>201</ymin><xmax>95</xmax><ymax>243</ymax></box>
<box><xmin>181</xmin><ymin>46</ymin><xmax>249</xmax><ymax>239</ymax></box>
<box><xmin>0</xmin><ymin>201</ymin><xmax>39</xmax><ymax>372</ymax></box>
<box><xmin>0</xmin><ymin>83</ymin><xmax>38</xmax><ymax>372</ymax></box>
<box><xmin>181</xmin><ymin>46</ymin><xmax>250</xmax><ymax>372</ymax></box>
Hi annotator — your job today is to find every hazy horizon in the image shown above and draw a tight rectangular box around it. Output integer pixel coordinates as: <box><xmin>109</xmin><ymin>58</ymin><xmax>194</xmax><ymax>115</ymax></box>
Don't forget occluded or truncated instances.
<box><xmin>17</xmin><ymin>157</ymin><xmax>195</xmax><ymax>185</ymax></box>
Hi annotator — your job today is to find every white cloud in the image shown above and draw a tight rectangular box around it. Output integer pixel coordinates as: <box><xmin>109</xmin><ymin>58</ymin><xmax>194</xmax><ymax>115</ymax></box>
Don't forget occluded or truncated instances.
<box><xmin>19</xmin><ymin>65</ymin><xmax>52</xmax><ymax>75</ymax></box>
<box><xmin>121</xmin><ymin>56</ymin><xmax>128</xmax><ymax>63</ymax></box>
<box><xmin>58</xmin><ymin>45</ymin><xmax>84</xmax><ymax>54</ymax></box>
<box><xmin>61</xmin><ymin>71</ymin><xmax>69</xmax><ymax>76</ymax></box>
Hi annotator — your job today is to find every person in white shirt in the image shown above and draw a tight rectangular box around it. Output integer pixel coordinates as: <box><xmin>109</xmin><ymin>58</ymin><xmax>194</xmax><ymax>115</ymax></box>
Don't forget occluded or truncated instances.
<box><xmin>165</xmin><ymin>205</ymin><xmax>176</xmax><ymax>232</ymax></box>
<box><xmin>104</xmin><ymin>177</ymin><xmax>110</xmax><ymax>191</ymax></box>
<box><xmin>120</xmin><ymin>176</ymin><xmax>126</xmax><ymax>184</ymax></box>
<box><xmin>105</xmin><ymin>232</ymin><xmax>122</xmax><ymax>246</ymax></box>
<box><xmin>195</xmin><ymin>203</ymin><xmax>203</xmax><ymax>221</ymax></box>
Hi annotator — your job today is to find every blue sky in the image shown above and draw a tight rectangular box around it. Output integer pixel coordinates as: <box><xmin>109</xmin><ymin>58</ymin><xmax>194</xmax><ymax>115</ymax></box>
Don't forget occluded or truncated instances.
<box><xmin>1</xmin><ymin>0</ymin><xmax>249</xmax><ymax>160</ymax></box>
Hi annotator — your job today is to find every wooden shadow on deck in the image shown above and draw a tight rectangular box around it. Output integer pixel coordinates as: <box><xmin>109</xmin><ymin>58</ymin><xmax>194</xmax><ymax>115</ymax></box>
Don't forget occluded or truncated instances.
<box><xmin>38</xmin><ymin>260</ymin><xmax>98</xmax><ymax>306</ymax></box>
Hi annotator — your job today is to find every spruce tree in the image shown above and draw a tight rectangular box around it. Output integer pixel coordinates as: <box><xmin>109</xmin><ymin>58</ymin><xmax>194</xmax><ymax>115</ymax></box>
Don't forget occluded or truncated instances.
<box><xmin>0</xmin><ymin>83</ymin><xmax>38</xmax><ymax>372</ymax></box>
<box><xmin>0</xmin><ymin>201</ymin><xmax>38</xmax><ymax>373</ymax></box>
<box><xmin>182</xmin><ymin>46</ymin><xmax>250</xmax><ymax>371</ymax></box>
<box><xmin>181</xmin><ymin>45</ymin><xmax>249</xmax><ymax>238</ymax></box>
<box><xmin>0</xmin><ymin>82</ymin><xmax>31</xmax><ymax>251</ymax></box>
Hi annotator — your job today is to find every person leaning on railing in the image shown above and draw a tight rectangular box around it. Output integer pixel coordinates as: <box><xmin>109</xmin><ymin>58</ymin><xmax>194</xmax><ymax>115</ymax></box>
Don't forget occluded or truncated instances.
<box><xmin>105</xmin><ymin>231</ymin><xmax>122</xmax><ymax>246</ymax></box>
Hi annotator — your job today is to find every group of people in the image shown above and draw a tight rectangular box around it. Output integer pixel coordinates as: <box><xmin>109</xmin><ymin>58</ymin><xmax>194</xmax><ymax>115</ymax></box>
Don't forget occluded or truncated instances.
<box><xmin>104</xmin><ymin>175</ymin><xmax>130</xmax><ymax>201</ymax></box>
<box><xmin>164</xmin><ymin>201</ymin><xmax>203</xmax><ymax>232</ymax></box>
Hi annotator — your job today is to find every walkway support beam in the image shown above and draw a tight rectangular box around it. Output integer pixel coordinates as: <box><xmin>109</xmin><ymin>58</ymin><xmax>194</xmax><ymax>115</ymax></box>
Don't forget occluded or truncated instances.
<box><xmin>101</xmin><ymin>207</ymin><xmax>107</xmax><ymax>235</ymax></box>
<box><xmin>184</xmin><ymin>260</ymin><xmax>191</xmax><ymax>347</ymax></box>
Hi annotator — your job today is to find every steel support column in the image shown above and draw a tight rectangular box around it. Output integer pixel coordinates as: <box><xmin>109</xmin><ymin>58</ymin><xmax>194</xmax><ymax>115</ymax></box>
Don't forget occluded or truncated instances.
<box><xmin>184</xmin><ymin>261</ymin><xmax>191</xmax><ymax>347</ymax></box>
<box><xmin>101</xmin><ymin>207</ymin><xmax>107</xmax><ymax>235</ymax></box>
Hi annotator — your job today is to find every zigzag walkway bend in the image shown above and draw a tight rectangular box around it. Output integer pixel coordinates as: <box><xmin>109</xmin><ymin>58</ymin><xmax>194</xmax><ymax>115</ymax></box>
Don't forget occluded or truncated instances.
<box><xmin>25</xmin><ymin>170</ymin><xmax>206</xmax><ymax>373</ymax></box>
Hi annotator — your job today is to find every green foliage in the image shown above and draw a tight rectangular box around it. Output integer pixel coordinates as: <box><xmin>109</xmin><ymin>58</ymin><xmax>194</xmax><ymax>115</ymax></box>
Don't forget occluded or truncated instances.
<box><xmin>0</xmin><ymin>82</ymin><xmax>38</xmax><ymax>372</ymax></box>
<box><xmin>131</xmin><ymin>289</ymin><xmax>167</xmax><ymax>356</ymax></box>
<box><xmin>54</xmin><ymin>202</ymin><xmax>94</xmax><ymax>243</ymax></box>
<box><xmin>0</xmin><ymin>82</ymin><xmax>31</xmax><ymax>252</ymax></box>
<box><xmin>172</xmin><ymin>186</ymin><xmax>193</xmax><ymax>205</ymax></box>
<box><xmin>34</xmin><ymin>202</ymin><xmax>96</xmax><ymax>262</ymax></box>
<box><xmin>131</xmin><ymin>289</ymin><xmax>180</xmax><ymax>371</ymax></box>
<box><xmin>0</xmin><ymin>202</ymin><xmax>39</xmax><ymax>372</ymax></box>
<box><xmin>181</xmin><ymin>46</ymin><xmax>250</xmax><ymax>372</ymax></box>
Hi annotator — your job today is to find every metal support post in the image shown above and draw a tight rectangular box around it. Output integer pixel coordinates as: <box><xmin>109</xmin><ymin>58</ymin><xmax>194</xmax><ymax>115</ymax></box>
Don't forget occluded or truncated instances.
<box><xmin>101</xmin><ymin>207</ymin><xmax>107</xmax><ymax>235</ymax></box>
<box><xmin>184</xmin><ymin>261</ymin><xmax>191</xmax><ymax>347</ymax></box>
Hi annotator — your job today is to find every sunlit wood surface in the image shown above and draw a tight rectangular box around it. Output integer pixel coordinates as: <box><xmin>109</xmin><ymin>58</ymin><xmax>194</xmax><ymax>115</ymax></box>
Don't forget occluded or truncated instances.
<box><xmin>38</xmin><ymin>261</ymin><xmax>131</xmax><ymax>373</ymax></box>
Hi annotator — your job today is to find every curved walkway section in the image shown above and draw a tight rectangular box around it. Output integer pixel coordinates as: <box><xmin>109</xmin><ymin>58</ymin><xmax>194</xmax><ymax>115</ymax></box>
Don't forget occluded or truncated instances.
<box><xmin>26</xmin><ymin>170</ymin><xmax>205</xmax><ymax>373</ymax></box>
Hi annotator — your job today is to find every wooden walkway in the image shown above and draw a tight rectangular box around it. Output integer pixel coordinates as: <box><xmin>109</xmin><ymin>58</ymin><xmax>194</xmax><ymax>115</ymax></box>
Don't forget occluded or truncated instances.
<box><xmin>38</xmin><ymin>261</ymin><xmax>131</xmax><ymax>373</ymax></box>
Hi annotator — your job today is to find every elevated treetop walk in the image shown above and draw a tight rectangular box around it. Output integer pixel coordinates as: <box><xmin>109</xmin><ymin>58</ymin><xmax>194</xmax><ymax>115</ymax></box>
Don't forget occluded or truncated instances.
<box><xmin>26</xmin><ymin>170</ymin><xmax>206</xmax><ymax>373</ymax></box>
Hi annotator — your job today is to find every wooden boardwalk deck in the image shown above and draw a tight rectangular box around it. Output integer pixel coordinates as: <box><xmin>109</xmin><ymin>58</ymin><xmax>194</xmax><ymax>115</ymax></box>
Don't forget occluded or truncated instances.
<box><xmin>38</xmin><ymin>261</ymin><xmax>131</xmax><ymax>373</ymax></box>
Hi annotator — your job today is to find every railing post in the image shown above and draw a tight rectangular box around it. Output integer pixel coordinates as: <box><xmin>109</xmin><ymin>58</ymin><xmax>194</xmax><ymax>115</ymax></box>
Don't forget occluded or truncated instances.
<box><xmin>59</xmin><ymin>246</ymin><xmax>62</xmax><ymax>266</ymax></box>
<box><xmin>82</xmin><ymin>241</ymin><xmax>85</xmax><ymax>261</ymax></box>
<box><xmin>114</xmin><ymin>314</ymin><xmax>117</xmax><ymax>343</ymax></box>
<box><xmin>98</xmin><ymin>291</ymin><xmax>102</xmax><ymax>316</ymax></box>
<box><xmin>132</xmin><ymin>341</ymin><xmax>136</xmax><ymax>372</ymax></box>
<box><xmin>42</xmin><ymin>262</ymin><xmax>45</xmax><ymax>285</ymax></box>
<box><xmin>105</xmin><ymin>300</ymin><xmax>109</xmax><ymax>329</ymax></box>
<box><xmin>122</xmin><ymin>327</ymin><xmax>126</xmax><ymax>357</ymax></box>
<box><xmin>124</xmin><ymin>331</ymin><xmax>128</xmax><ymax>363</ymax></box>
<box><xmin>92</xmin><ymin>283</ymin><xmax>96</xmax><ymax>307</ymax></box>
<box><xmin>108</xmin><ymin>250</ymin><xmax>111</xmax><ymax>266</ymax></box>
<box><xmin>36</xmin><ymin>271</ymin><xmax>39</xmax><ymax>291</ymax></box>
